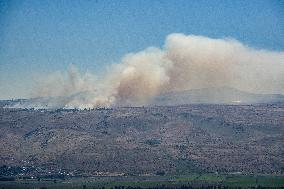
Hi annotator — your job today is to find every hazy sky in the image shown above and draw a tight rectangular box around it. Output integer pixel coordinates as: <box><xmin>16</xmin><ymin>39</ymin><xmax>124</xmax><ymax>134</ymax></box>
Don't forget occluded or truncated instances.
<box><xmin>0</xmin><ymin>0</ymin><xmax>283</xmax><ymax>99</ymax></box>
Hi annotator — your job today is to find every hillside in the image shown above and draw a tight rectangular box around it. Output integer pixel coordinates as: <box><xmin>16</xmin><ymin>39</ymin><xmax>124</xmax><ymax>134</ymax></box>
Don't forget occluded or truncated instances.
<box><xmin>0</xmin><ymin>103</ymin><xmax>283</xmax><ymax>177</ymax></box>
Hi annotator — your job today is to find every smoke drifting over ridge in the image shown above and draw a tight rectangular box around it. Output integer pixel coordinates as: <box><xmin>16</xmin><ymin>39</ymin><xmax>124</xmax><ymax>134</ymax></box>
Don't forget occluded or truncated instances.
<box><xmin>27</xmin><ymin>33</ymin><xmax>284</xmax><ymax>108</ymax></box>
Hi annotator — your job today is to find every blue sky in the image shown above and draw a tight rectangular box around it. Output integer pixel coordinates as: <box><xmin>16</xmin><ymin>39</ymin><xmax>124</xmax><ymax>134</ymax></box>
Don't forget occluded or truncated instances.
<box><xmin>0</xmin><ymin>0</ymin><xmax>283</xmax><ymax>99</ymax></box>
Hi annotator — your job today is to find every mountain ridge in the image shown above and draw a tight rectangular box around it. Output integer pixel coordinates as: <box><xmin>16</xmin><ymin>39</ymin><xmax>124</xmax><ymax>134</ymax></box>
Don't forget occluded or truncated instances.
<box><xmin>1</xmin><ymin>87</ymin><xmax>284</xmax><ymax>109</ymax></box>
<box><xmin>151</xmin><ymin>87</ymin><xmax>284</xmax><ymax>106</ymax></box>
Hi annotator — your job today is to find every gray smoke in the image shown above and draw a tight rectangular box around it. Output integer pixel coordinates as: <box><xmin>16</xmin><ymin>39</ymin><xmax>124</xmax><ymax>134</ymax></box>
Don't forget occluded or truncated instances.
<box><xmin>23</xmin><ymin>33</ymin><xmax>284</xmax><ymax>109</ymax></box>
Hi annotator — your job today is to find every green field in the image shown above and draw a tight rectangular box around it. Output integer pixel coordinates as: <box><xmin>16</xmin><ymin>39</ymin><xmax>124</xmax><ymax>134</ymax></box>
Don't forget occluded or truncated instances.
<box><xmin>1</xmin><ymin>174</ymin><xmax>284</xmax><ymax>189</ymax></box>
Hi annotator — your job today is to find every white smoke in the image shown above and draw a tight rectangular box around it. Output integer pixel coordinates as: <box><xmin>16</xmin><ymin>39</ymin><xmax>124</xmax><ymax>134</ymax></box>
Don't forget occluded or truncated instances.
<box><xmin>22</xmin><ymin>33</ymin><xmax>284</xmax><ymax>108</ymax></box>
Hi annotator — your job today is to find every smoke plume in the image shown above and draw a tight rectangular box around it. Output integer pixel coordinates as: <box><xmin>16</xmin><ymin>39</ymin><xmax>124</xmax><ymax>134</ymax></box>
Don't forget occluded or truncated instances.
<box><xmin>25</xmin><ymin>33</ymin><xmax>284</xmax><ymax>108</ymax></box>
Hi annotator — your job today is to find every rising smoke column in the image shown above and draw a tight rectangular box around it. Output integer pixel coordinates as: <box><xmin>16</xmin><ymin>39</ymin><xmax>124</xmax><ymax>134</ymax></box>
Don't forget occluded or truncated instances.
<box><xmin>29</xmin><ymin>33</ymin><xmax>284</xmax><ymax>109</ymax></box>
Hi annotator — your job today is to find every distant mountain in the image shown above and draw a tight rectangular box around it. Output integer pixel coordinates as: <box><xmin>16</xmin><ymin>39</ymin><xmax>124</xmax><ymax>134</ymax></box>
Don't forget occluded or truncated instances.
<box><xmin>0</xmin><ymin>97</ymin><xmax>68</xmax><ymax>109</ymax></box>
<box><xmin>1</xmin><ymin>87</ymin><xmax>284</xmax><ymax>109</ymax></box>
<box><xmin>0</xmin><ymin>92</ymin><xmax>89</xmax><ymax>109</ymax></box>
<box><xmin>151</xmin><ymin>87</ymin><xmax>284</xmax><ymax>106</ymax></box>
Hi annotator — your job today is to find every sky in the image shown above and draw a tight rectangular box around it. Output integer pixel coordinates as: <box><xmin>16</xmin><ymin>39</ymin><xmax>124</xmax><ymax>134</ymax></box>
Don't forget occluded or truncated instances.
<box><xmin>0</xmin><ymin>0</ymin><xmax>283</xmax><ymax>99</ymax></box>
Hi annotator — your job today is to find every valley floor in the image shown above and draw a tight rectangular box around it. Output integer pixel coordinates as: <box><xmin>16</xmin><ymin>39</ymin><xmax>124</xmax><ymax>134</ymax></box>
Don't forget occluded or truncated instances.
<box><xmin>1</xmin><ymin>174</ymin><xmax>284</xmax><ymax>189</ymax></box>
